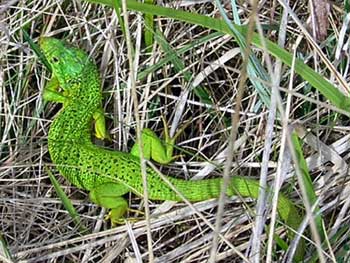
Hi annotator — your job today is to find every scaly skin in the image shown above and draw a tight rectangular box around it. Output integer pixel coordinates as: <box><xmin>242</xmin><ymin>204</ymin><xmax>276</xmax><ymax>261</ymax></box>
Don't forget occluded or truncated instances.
<box><xmin>40</xmin><ymin>37</ymin><xmax>304</xmax><ymax>261</ymax></box>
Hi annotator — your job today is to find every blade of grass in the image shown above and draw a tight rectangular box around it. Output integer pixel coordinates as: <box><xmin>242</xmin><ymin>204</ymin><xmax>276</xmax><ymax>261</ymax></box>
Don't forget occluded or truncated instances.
<box><xmin>46</xmin><ymin>167</ymin><xmax>88</xmax><ymax>233</ymax></box>
<box><xmin>291</xmin><ymin>132</ymin><xmax>324</xmax><ymax>238</ymax></box>
<box><xmin>0</xmin><ymin>234</ymin><xmax>13</xmax><ymax>262</ymax></box>
<box><xmin>144</xmin><ymin>0</ymin><xmax>154</xmax><ymax>50</ymax></box>
<box><xmin>112</xmin><ymin>0</ymin><xmax>126</xmax><ymax>39</ymax></box>
<box><xmin>23</xmin><ymin>29</ymin><xmax>51</xmax><ymax>72</ymax></box>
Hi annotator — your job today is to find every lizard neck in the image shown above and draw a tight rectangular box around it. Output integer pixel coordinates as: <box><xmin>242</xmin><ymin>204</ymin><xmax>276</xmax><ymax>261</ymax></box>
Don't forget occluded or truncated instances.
<box><xmin>48</xmin><ymin>97</ymin><xmax>100</xmax><ymax>167</ymax></box>
<box><xmin>49</xmin><ymin>102</ymin><xmax>96</xmax><ymax>142</ymax></box>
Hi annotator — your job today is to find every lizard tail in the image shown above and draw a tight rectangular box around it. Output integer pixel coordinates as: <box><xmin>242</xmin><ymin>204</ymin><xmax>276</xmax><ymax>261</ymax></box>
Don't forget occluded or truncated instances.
<box><xmin>170</xmin><ymin>175</ymin><xmax>302</xmax><ymax>227</ymax></box>
<box><xmin>169</xmin><ymin>176</ymin><xmax>299</xmax><ymax>224</ymax></box>
<box><xmin>168</xmin><ymin>176</ymin><xmax>304</xmax><ymax>261</ymax></box>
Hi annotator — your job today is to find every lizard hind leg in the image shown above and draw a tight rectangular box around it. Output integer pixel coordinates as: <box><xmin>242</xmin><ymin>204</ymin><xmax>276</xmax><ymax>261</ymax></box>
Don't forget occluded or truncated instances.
<box><xmin>130</xmin><ymin>116</ymin><xmax>191</xmax><ymax>164</ymax></box>
<box><xmin>89</xmin><ymin>182</ymin><xmax>129</xmax><ymax>225</ymax></box>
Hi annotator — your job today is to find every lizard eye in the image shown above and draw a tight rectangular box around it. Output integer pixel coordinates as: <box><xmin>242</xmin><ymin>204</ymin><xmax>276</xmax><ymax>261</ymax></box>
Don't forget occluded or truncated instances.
<box><xmin>50</xmin><ymin>56</ymin><xmax>59</xmax><ymax>63</ymax></box>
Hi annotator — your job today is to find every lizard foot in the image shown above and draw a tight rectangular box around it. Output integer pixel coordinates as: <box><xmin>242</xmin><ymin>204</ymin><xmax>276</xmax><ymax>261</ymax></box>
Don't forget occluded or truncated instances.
<box><xmin>106</xmin><ymin>208</ymin><xmax>145</xmax><ymax>226</ymax></box>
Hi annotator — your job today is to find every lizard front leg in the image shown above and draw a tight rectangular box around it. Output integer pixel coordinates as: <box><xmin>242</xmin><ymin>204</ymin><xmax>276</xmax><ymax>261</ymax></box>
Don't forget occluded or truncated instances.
<box><xmin>42</xmin><ymin>75</ymin><xmax>67</xmax><ymax>103</ymax></box>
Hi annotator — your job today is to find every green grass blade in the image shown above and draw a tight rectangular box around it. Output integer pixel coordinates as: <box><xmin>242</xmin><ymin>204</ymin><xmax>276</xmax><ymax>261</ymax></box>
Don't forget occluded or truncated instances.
<box><xmin>0</xmin><ymin>233</ymin><xmax>13</xmax><ymax>262</ymax></box>
<box><xmin>46</xmin><ymin>167</ymin><xmax>88</xmax><ymax>233</ymax></box>
<box><xmin>23</xmin><ymin>29</ymin><xmax>51</xmax><ymax>72</ymax></box>
<box><xmin>112</xmin><ymin>0</ymin><xmax>126</xmax><ymax>38</ymax></box>
<box><xmin>291</xmin><ymin>132</ymin><xmax>324</xmax><ymax>239</ymax></box>
<box><xmin>144</xmin><ymin>0</ymin><xmax>154</xmax><ymax>50</ymax></box>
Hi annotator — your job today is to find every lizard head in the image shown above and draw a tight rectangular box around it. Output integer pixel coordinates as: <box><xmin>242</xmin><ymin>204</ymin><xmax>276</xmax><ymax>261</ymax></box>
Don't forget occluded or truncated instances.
<box><xmin>39</xmin><ymin>37</ymin><xmax>94</xmax><ymax>91</ymax></box>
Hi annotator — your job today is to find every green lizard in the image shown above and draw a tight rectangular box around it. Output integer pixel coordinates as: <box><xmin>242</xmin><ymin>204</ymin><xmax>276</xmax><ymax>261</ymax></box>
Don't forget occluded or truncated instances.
<box><xmin>39</xmin><ymin>37</ymin><xmax>304</xmax><ymax>260</ymax></box>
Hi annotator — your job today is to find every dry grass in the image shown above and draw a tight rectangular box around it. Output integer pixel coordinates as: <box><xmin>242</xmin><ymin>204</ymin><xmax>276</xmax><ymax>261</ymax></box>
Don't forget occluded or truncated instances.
<box><xmin>1</xmin><ymin>0</ymin><xmax>350</xmax><ymax>262</ymax></box>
